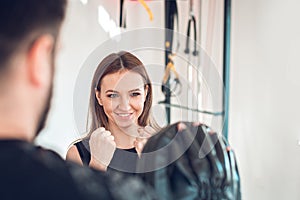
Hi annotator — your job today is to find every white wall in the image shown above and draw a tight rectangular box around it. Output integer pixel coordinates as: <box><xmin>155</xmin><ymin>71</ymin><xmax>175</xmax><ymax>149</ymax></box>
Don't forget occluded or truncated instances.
<box><xmin>35</xmin><ymin>0</ymin><xmax>108</xmax><ymax>155</ymax></box>
<box><xmin>35</xmin><ymin>0</ymin><xmax>215</xmax><ymax>155</ymax></box>
<box><xmin>35</xmin><ymin>0</ymin><xmax>300</xmax><ymax>199</ymax></box>
<box><xmin>229</xmin><ymin>0</ymin><xmax>300</xmax><ymax>199</ymax></box>
<box><xmin>34</xmin><ymin>0</ymin><xmax>168</xmax><ymax>154</ymax></box>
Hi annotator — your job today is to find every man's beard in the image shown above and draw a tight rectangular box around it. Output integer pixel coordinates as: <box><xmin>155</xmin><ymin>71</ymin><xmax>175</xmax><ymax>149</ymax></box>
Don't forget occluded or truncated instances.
<box><xmin>35</xmin><ymin>83</ymin><xmax>53</xmax><ymax>137</ymax></box>
<box><xmin>35</xmin><ymin>52</ymin><xmax>55</xmax><ymax>137</ymax></box>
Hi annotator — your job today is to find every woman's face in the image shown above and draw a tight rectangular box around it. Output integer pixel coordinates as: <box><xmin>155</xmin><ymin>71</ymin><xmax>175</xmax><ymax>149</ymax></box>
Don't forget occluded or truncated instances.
<box><xmin>96</xmin><ymin>70</ymin><xmax>148</xmax><ymax>132</ymax></box>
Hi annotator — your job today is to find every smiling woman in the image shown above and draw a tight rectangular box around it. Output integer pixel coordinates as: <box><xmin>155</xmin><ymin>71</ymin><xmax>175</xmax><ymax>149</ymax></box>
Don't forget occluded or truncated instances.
<box><xmin>97</xmin><ymin>71</ymin><xmax>148</xmax><ymax>136</ymax></box>
<box><xmin>66</xmin><ymin>51</ymin><xmax>160</xmax><ymax>172</ymax></box>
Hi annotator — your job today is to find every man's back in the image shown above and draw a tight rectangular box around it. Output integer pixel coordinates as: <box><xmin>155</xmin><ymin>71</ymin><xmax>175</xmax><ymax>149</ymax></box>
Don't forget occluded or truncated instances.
<box><xmin>0</xmin><ymin>140</ymin><xmax>158</xmax><ymax>200</ymax></box>
<box><xmin>0</xmin><ymin>140</ymin><xmax>116</xmax><ymax>199</ymax></box>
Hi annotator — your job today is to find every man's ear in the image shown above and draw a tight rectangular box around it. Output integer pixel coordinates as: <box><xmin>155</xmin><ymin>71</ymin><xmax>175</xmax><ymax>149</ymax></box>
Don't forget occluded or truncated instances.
<box><xmin>27</xmin><ymin>34</ymin><xmax>55</xmax><ymax>88</ymax></box>
<box><xmin>95</xmin><ymin>89</ymin><xmax>103</xmax><ymax>106</ymax></box>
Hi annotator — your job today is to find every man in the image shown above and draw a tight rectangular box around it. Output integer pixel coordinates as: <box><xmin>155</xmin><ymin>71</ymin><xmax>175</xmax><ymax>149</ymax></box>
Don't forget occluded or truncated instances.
<box><xmin>0</xmin><ymin>0</ymin><xmax>156</xmax><ymax>199</ymax></box>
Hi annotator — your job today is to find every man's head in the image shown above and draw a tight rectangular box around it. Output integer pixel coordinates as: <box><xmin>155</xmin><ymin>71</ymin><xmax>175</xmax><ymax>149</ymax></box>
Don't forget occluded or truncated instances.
<box><xmin>0</xmin><ymin>0</ymin><xmax>67</xmax><ymax>140</ymax></box>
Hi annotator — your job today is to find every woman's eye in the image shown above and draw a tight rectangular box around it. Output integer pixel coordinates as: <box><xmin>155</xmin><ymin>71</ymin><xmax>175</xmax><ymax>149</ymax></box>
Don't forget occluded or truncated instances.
<box><xmin>107</xmin><ymin>93</ymin><xmax>119</xmax><ymax>98</ymax></box>
<box><xmin>131</xmin><ymin>92</ymin><xmax>141</xmax><ymax>97</ymax></box>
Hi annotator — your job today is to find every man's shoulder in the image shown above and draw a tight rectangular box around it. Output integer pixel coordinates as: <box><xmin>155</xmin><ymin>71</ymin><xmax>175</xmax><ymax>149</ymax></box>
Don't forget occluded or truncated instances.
<box><xmin>0</xmin><ymin>140</ymin><xmax>113</xmax><ymax>200</ymax></box>
<box><xmin>0</xmin><ymin>140</ymin><xmax>158</xmax><ymax>200</ymax></box>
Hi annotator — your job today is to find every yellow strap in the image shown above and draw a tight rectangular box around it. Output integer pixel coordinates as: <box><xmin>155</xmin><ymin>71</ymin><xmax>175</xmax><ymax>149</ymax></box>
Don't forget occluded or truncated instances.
<box><xmin>137</xmin><ymin>0</ymin><xmax>154</xmax><ymax>21</ymax></box>
<box><xmin>163</xmin><ymin>63</ymin><xmax>171</xmax><ymax>84</ymax></box>
<box><xmin>170</xmin><ymin>64</ymin><xmax>179</xmax><ymax>79</ymax></box>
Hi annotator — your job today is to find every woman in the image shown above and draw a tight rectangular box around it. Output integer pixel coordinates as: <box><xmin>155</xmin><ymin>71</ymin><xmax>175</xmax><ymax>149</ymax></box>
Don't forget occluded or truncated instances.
<box><xmin>67</xmin><ymin>51</ymin><xmax>160</xmax><ymax>172</ymax></box>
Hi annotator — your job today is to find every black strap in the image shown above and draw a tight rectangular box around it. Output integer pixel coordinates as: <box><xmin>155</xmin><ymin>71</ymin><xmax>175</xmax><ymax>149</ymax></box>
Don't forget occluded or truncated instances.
<box><xmin>184</xmin><ymin>0</ymin><xmax>198</xmax><ymax>56</ymax></box>
<box><xmin>120</xmin><ymin>0</ymin><xmax>124</xmax><ymax>27</ymax></box>
<box><xmin>120</xmin><ymin>0</ymin><xmax>127</xmax><ymax>28</ymax></box>
<box><xmin>184</xmin><ymin>16</ymin><xmax>198</xmax><ymax>56</ymax></box>
<box><xmin>75</xmin><ymin>141</ymin><xmax>91</xmax><ymax>166</ymax></box>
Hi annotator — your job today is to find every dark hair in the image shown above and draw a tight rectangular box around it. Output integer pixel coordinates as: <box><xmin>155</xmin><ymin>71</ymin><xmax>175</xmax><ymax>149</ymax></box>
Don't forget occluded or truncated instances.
<box><xmin>87</xmin><ymin>51</ymin><xmax>160</xmax><ymax>135</ymax></box>
<box><xmin>0</xmin><ymin>0</ymin><xmax>67</xmax><ymax>72</ymax></box>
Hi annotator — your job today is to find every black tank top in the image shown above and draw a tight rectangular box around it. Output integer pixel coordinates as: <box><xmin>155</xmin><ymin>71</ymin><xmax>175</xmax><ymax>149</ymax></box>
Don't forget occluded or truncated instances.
<box><xmin>75</xmin><ymin>138</ymin><xmax>138</xmax><ymax>173</ymax></box>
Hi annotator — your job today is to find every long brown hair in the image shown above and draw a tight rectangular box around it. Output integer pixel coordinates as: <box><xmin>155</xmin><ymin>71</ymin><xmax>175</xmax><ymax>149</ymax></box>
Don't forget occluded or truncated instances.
<box><xmin>86</xmin><ymin>51</ymin><xmax>160</xmax><ymax>136</ymax></box>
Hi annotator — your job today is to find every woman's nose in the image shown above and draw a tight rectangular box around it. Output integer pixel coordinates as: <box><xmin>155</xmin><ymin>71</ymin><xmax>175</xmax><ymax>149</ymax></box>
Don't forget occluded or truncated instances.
<box><xmin>118</xmin><ymin>96</ymin><xmax>131</xmax><ymax>110</ymax></box>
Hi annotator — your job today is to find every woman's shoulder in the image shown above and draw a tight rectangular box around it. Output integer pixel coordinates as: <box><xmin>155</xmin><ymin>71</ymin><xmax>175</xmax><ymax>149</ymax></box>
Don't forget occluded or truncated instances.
<box><xmin>66</xmin><ymin>134</ymin><xmax>90</xmax><ymax>161</ymax></box>
<box><xmin>66</xmin><ymin>145</ymin><xmax>80</xmax><ymax>161</ymax></box>
<box><xmin>68</xmin><ymin>133</ymin><xmax>90</xmax><ymax>149</ymax></box>
<box><xmin>66</xmin><ymin>136</ymin><xmax>91</xmax><ymax>165</ymax></box>
<box><xmin>69</xmin><ymin>138</ymin><xmax>90</xmax><ymax>156</ymax></box>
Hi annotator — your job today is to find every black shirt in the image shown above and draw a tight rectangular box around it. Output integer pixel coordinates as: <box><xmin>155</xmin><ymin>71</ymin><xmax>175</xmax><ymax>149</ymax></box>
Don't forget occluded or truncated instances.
<box><xmin>75</xmin><ymin>139</ymin><xmax>139</xmax><ymax>173</ymax></box>
<box><xmin>0</xmin><ymin>139</ymin><xmax>156</xmax><ymax>200</ymax></box>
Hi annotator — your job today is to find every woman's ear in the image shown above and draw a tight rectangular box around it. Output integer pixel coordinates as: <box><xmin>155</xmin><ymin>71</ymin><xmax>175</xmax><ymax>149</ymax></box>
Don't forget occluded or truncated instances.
<box><xmin>95</xmin><ymin>89</ymin><xmax>103</xmax><ymax>106</ymax></box>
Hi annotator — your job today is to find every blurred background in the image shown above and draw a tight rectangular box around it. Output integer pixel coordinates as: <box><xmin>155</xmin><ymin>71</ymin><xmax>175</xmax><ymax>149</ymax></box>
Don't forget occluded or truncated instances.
<box><xmin>35</xmin><ymin>0</ymin><xmax>300</xmax><ymax>199</ymax></box>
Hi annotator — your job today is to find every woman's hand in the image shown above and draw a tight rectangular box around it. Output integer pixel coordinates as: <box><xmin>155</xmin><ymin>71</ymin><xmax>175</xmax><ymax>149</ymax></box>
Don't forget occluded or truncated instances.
<box><xmin>134</xmin><ymin>126</ymin><xmax>156</xmax><ymax>157</ymax></box>
<box><xmin>89</xmin><ymin>127</ymin><xmax>116</xmax><ymax>171</ymax></box>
